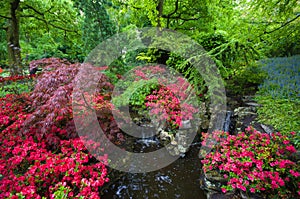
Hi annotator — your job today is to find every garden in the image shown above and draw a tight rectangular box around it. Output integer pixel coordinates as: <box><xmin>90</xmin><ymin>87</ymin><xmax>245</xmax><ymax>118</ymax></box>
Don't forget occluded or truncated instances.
<box><xmin>0</xmin><ymin>0</ymin><xmax>299</xmax><ymax>199</ymax></box>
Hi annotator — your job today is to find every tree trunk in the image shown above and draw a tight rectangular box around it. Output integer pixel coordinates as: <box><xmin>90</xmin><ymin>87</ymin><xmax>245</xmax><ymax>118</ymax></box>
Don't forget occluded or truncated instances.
<box><xmin>156</xmin><ymin>0</ymin><xmax>164</xmax><ymax>29</ymax></box>
<box><xmin>7</xmin><ymin>0</ymin><xmax>22</xmax><ymax>75</ymax></box>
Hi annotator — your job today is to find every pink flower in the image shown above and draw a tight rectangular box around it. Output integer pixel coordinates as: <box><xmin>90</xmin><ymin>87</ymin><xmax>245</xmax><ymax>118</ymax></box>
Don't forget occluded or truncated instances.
<box><xmin>286</xmin><ymin>145</ymin><xmax>297</xmax><ymax>153</ymax></box>
<box><xmin>290</xmin><ymin>170</ymin><xmax>300</xmax><ymax>177</ymax></box>
<box><xmin>290</xmin><ymin>132</ymin><xmax>296</xmax><ymax>136</ymax></box>
<box><xmin>221</xmin><ymin>188</ymin><xmax>227</xmax><ymax>193</ymax></box>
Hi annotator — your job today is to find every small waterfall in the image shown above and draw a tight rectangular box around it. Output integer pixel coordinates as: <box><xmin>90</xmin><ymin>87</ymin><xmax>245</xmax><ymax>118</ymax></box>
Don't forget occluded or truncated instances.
<box><xmin>136</xmin><ymin>125</ymin><xmax>159</xmax><ymax>148</ymax></box>
<box><xmin>223</xmin><ymin>111</ymin><xmax>233</xmax><ymax>133</ymax></box>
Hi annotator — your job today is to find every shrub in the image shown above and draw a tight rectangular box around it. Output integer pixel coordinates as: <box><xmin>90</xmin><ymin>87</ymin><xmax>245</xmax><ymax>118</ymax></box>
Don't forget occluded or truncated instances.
<box><xmin>112</xmin><ymin>65</ymin><xmax>199</xmax><ymax>130</ymax></box>
<box><xmin>201</xmin><ymin>127</ymin><xmax>300</xmax><ymax>198</ymax></box>
<box><xmin>0</xmin><ymin>58</ymin><xmax>118</xmax><ymax>198</ymax></box>
<box><xmin>0</xmin><ymin>74</ymin><xmax>36</xmax><ymax>98</ymax></box>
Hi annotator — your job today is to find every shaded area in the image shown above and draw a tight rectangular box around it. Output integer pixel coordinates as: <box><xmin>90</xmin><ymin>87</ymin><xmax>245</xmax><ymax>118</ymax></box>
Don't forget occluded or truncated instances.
<box><xmin>102</xmin><ymin>136</ymin><xmax>206</xmax><ymax>199</ymax></box>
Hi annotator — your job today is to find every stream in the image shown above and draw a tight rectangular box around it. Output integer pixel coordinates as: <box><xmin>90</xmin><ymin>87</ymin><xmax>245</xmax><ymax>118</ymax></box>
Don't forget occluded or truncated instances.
<box><xmin>102</xmin><ymin>135</ymin><xmax>207</xmax><ymax>199</ymax></box>
<box><xmin>101</xmin><ymin>102</ymin><xmax>237</xmax><ymax>199</ymax></box>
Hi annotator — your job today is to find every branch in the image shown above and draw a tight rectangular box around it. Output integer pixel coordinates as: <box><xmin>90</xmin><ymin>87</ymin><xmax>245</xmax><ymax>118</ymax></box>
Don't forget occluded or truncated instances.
<box><xmin>0</xmin><ymin>14</ymin><xmax>12</xmax><ymax>20</ymax></box>
<box><xmin>23</xmin><ymin>4</ymin><xmax>44</xmax><ymax>16</ymax></box>
<box><xmin>21</xmin><ymin>15</ymin><xmax>79</xmax><ymax>33</ymax></box>
<box><xmin>165</xmin><ymin>0</ymin><xmax>179</xmax><ymax>17</ymax></box>
<box><xmin>262</xmin><ymin>14</ymin><xmax>300</xmax><ymax>35</ymax></box>
<box><xmin>163</xmin><ymin>14</ymin><xmax>201</xmax><ymax>21</ymax></box>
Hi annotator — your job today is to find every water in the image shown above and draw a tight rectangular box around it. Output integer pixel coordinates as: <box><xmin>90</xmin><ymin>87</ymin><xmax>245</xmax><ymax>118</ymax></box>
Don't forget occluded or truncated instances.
<box><xmin>102</xmin><ymin>137</ymin><xmax>207</xmax><ymax>199</ymax></box>
<box><xmin>223</xmin><ymin>111</ymin><xmax>233</xmax><ymax>133</ymax></box>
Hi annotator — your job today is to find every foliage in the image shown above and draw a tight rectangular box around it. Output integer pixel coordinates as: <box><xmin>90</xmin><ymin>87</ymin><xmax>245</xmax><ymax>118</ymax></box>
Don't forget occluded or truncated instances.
<box><xmin>257</xmin><ymin>56</ymin><xmax>300</xmax><ymax>100</ymax></box>
<box><xmin>0</xmin><ymin>58</ymin><xmax>122</xmax><ymax>198</ymax></box>
<box><xmin>0</xmin><ymin>74</ymin><xmax>36</xmax><ymax>97</ymax></box>
<box><xmin>165</xmin><ymin>52</ymin><xmax>206</xmax><ymax>97</ymax></box>
<box><xmin>0</xmin><ymin>94</ymin><xmax>108</xmax><ymax>198</ymax></box>
<box><xmin>112</xmin><ymin>65</ymin><xmax>199</xmax><ymax>130</ymax></box>
<box><xmin>112</xmin><ymin>65</ymin><xmax>164</xmax><ymax>111</ymax></box>
<box><xmin>75</xmin><ymin>0</ymin><xmax>116</xmax><ymax>54</ymax></box>
<box><xmin>201</xmin><ymin>127</ymin><xmax>300</xmax><ymax>198</ymax></box>
<box><xmin>145</xmin><ymin>81</ymin><xmax>198</xmax><ymax>128</ymax></box>
<box><xmin>225</xmin><ymin>61</ymin><xmax>267</xmax><ymax>95</ymax></box>
<box><xmin>255</xmin><ymin>96</ymin><xmax>300</xmax><ymax>145</ymax></box>
<box><xmin>255</xmin><ymin>56</ymin><xmax>300</xmax><ymax>141</ymax></box>
<box><xmin>113</xmin><ymin>78</ymin><xmax>159</xmax><ymax>110</ymax></box>
<box><xmin>22</xmin><ymin>58</ymin><xmax>122</xmax><ymax>146</ymax></box>
<box><xmin>0</xmin><ymin>0</ymin><xmax>83</xmax><ymax>73</ymax></box>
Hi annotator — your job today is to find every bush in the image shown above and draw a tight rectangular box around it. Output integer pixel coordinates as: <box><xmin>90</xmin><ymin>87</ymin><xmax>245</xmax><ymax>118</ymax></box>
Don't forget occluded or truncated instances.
<box><xmin>112</xmin><ymin>65</ymin><xmax>199</xmax><ymax>130</ymax></box>
<box><xmin>0</xmin><ymin>74</ymin><xmax>36</xmax><ymax>98</ymax></box>
<box><xmin>201</xmin><ymin>127</ymin><xmax>300</xmax><ymax>198</ymax></box>
<box><xmin>0</xmin><ymin>58</ymin><xmax>119</xmax><ymax>198</ymax></box>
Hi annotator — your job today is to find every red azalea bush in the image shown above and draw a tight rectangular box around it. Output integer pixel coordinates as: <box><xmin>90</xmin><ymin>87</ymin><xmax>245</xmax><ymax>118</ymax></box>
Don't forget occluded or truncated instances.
<box><xmin>0</xmin><ymin>58</ymin><xmax>123</xmax><ymax>198</ymax></box>
<box><xmin>113</xmin><ymin>65</ymin><xmax>199</xmax><ymax>129</ymax></box>
<box><xmin>0</xmin><ymin>74</ymin><xmax>36</xmax><ymax>84</ymax></box>
<box><xmin>145</xmin><ymin>81</ymin><xmax>198</xmax><ymax>128</ymax></box>
<box><xmin>201</xmin><ymin>126</ymin><xmax>300</xmax><ymax>198</ymax></box>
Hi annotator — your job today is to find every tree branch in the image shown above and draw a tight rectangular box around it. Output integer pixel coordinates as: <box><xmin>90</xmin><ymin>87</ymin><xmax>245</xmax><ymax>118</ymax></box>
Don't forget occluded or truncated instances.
<box><xmin>0</xmin><ymin>14</ymin><xmax>12</xmax><ymax>20</ymax></box>
<box><xmin>165</xmin><ymin>0</ymin><xmax>179</xmax><ymax>17</ymax></box>
<box><xmin>21</xmin><ymin>15</ymin><xmax>79</xmax><ymax>33</ymax></box>
<box><xmin>23</xmin><ymin>4</ymin><xmax>44</xmax><ymax>16</ymax></box>
<box><xmin>262</xmin><ymin>14</ymin><xmax>300</xmax><ymax>35</ymax></box>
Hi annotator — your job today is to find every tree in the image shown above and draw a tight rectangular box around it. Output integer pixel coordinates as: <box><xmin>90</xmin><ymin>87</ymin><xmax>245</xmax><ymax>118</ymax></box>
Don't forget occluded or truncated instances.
<box><xmin>75</xmin><ymin>0</ymin><xmax>116</xmax><ymax>54</ymax></box>
<box><xmin>0</xmin><ymin>0</ymin><xmax>80</xmax><ymax>75</ymax></box>
<box><xmin>1</xmin><ymin>0</ymin><xmax>22</xmax><ymax>75</ymax></box>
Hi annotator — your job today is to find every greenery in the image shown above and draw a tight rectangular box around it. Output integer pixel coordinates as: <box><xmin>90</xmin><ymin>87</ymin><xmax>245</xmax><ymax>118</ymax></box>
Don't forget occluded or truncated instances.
<box><xmin>0</xmin><ymin>0</ymin><xmax>299</xmax><ymax>198</ymax></box>
<box><xmin>255</xmin><ymin>56</ymin><xmax>300</xmax><ymax>147</ymax></box>
<box><xmin>0</xmin><ymin>81</ymin><xmax>33</xmax><ymax>97</ymax></box>
<box><xmin>201</xmin><ymin>127</ymin><xmax>299</xmax><ymax>198</ymax></box>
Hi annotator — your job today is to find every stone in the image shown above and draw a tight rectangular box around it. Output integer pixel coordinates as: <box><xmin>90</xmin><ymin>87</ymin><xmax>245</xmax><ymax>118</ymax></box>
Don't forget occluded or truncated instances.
<box><xmin>260</xmin><ymin>124</ymin><xmax>273</xmax><ymax>135</ymax></box>
<box><xmin>178</xmin><ymin>145</ymin><xmax>188</xmax><ymax>153</ymax></box>
<box><xmin>171</xmin><ymin>140</ymin><xmax>178</xmax><ymax>146</ymax></box>
<box><xmin>240</xmin><ymin>190</ymin><xmax>266</xmax><ymax>199</ymax></box>
<box><xmin>181</xmin><ymin>120</ymin><xmax>192</xmax><ymax>129</ymax></box>
<box><xmin>205</xmin><ymin>170</ymin><xmax>228</xmax><ymax>183</ymax></box>
<box><xmin>244</xmin><ymin>102</ymin><xmax>262</xmax><ymax>107</ymax></box>
<box><xmin>207</xmin><ymin>191</ymin><xmax>240</xmax><ymax>199</ymax></box>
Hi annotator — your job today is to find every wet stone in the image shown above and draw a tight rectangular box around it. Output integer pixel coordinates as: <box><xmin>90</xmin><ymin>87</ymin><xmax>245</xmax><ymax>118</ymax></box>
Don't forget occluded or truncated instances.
<box><xmin>207</xmin><ymin>191</ymin><xmax>241</xmax><ymax>199</ymax></box>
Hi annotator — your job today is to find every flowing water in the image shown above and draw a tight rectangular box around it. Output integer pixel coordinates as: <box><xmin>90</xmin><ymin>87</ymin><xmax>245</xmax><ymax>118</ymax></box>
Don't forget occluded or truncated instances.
<box><xmin>102</xmin><ymin>134</ymin><xmax>207</xmax><ymax>199</ymax></box>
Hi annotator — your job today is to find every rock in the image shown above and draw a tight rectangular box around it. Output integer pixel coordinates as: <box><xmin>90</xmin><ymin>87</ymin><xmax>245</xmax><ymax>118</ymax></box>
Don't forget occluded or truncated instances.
<box><xmin>207</xmin><ymin>191</ymin><xmax>240</xmax><ymax>199</ymax></box>
<box><xmin>205</xmin><ymin>170</ymin><xmax>228</xmax><ymax>183</ymax></box>
<box><xmin>240</xmin><ymin>190</ymin><xmax>266</xmax><ymax>199</ymax></box>
<box><xmin>178</xmin><ymin>145</ymin><xmax>188</xmax><ymax>153</ymax></box>
<box><xmin>159</xmin><ymin>130</ymin><xmax>174</xmax><ymax>142</ymax></box>
<box><xmin>169</xmin><ymin>146</ymin><xmax>180</xmax><ymax>156</ymax></box>
<box><xmin>244</xmin><ymin>102</ymin><xmax>262</xmax><ymax>107</ymax></box>
<box><xmin>260</xmin><ymin>124</ymin><xmax>273</xmax><ymax>135</ymax></box>
<box><xmin>242</xmin><ymin>95</ymin><xmax>256</xmax><ymax>103</ymax></box>
<box><xmin>181</xmin><ymin>120</ymin><xmax>192</xmax><ymax>129</ymax></box>
<box><xmin>289</xmin><ymin>150</ymin><xmax>300</xmax><ymax>162</ymax></box>
<box><xmin>200</xmin><ymin>114</ymin><xmax>210</xmax><ymax>130</ymax></box>
<box><xmin>203</xmin><ymin>177</ymin><xmax>221</xmax><ymax>192</ymax></box>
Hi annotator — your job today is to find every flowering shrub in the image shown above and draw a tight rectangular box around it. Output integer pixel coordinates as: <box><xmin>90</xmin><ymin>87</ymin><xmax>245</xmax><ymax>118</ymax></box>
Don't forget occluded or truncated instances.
<box><xmin>22</xmin><ymin>58</ymin><xmax>122</xmax><ymax>148</ymax></box>
<box><xmin>145</xmin><ymin>82</ymin><xmax>198</xmax><ymax>128</ymax></box>
<box><xmin>112</xmin><ymin>65</ymin><xmax>199</xmax><ymax>129</ymax></box>
<box><xmin>201</xmin><ymin>126</ymin><xmax>300</xmax><ymax>198</ymax></box>
<box><xmin>0</xmin><ymin>58</ymin><xmax>118</xmax><ymax>198</ymax></box>
<box><xmin>0</xmin><ymin>74</ymin><xmax>36</xmax><ymax>98</ymax></box>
